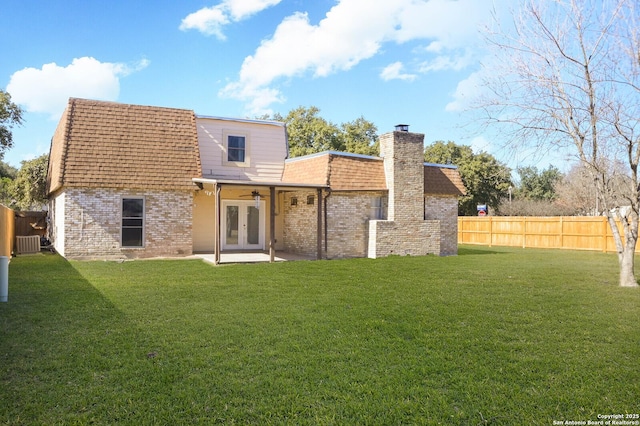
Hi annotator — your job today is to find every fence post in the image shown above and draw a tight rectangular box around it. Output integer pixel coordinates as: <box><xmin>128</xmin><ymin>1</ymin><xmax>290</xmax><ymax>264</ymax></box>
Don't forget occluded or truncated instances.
<box><xmin>602</xmin><ymin>216</ymin><xmax>608</xmax><ymax>253</ymax></box>
<box><xmin>488</xmin><ymin>216</ymin><xmax>493</xmax><ymax>247</ymax></box>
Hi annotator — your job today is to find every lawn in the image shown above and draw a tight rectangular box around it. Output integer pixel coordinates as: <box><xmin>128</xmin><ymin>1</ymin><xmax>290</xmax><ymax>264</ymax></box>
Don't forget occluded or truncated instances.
<box><xmin>1</xmin><ymin>246</ymin><xmax>639</xmax><ymax>425</ymax></box>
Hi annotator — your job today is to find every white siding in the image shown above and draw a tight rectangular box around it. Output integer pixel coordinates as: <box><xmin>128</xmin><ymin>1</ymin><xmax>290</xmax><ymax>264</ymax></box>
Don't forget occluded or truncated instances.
<box><xmin>197</xmin><ymin>117</ymin><xmax>287</xmax><ymax>182</ymax></box>
<box><xmin>52</xmin><ymin>192</ymin><xmax>66</xmax><ymax>257</ymax></box>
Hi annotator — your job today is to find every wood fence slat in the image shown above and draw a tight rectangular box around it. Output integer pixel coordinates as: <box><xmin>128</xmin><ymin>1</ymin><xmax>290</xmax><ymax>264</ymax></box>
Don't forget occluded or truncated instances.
<box><xmin>0</xmin><ymin>204</ymin><xmax>15</xmax><ymax>258</ymax></box>
<box><xmin>602</xmin><ymin>216</ymin><xmax>608</xmax><ymax>253</ymax></box>
<box><xmin>458</xmin><ymin>216</ymin><xmax>640</xmax><ymax>253</ymax></box>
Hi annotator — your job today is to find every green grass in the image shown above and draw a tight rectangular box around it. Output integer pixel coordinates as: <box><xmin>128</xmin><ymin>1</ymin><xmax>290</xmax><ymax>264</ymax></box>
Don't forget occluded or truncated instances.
<box><xmin>1</xmin><ymin>246</ymin><xmax>639</xmax><ymax>425</ymax></box>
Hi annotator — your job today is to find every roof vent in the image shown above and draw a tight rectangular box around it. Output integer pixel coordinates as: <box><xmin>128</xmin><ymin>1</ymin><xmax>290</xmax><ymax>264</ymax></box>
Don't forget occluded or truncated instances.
<box><xmin>395</xmin><ymin>124</ymin><xmax>409</xmax><ymax>132</ymax></box>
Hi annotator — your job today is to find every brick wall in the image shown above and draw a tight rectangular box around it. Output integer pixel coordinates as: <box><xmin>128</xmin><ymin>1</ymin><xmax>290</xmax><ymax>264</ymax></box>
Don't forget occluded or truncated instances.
<box><xmin>425</xmin><ymin>195</ymin><xmax>458</xmax><ymax>256</ymax></box>
<box><xmin>368</xmin><ymin>130</ymin><xmax>445</xmax><ymax>258</ymax></box>
<box><xmin>282</xmin><ymin>130</ymin><xmax>461</xmax><ymax>259</ymax></box>
<box><xmin>325</xmin><ymin>192</ymin><xmax>382</xmax><ymax>258</ymax></box>
<box><xmin>283</xmin><ymin>190</ymin><xmax>387</xmax><ymax>259</ymax></box>
<box><xmin>282</xmin><ymin>191</ymin><xmax>319</xmax><ymax>257</ymax></box>
<box><xmin>368</xmin><ymin>219</ymin><xmax>440</xmax><ymax>257</ymax></box>
<box><xmin>57</xmin><ymin>188</ymin><xmax>193</xmax><ymax>260</ymax></box>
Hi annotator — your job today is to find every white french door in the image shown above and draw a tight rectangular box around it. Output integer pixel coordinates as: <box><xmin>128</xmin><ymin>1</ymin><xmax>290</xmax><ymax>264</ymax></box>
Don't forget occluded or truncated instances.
<box><xmin>221</xmin><ymin>200</ymin><xmax>265</xmax><ymax>250</ymax></box>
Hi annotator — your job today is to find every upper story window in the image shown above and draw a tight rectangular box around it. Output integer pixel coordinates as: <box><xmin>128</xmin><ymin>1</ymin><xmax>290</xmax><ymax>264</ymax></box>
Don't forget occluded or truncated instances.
<box><xmin>228</xmin><ymin>136</ymin><xmax>245</xmax><ymax>162</ymax></box>
<box><xmin>223</xmin><ymin>130</ymin><xmax>250</xmax><ymax>167</ymax></box>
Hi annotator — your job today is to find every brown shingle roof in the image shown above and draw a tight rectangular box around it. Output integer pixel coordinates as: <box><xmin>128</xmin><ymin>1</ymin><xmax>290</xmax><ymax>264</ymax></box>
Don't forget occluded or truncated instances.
<box><xmin>326</xmin><ymin>154</ymin><xmax>387</xmax><ymax>191</ymax></box>
<box><xmin>424</xmin><ymin>165</ymin><xmax>466</xmax><ymax>196</ymax></box>
<box><xmin>281</xmin><ymin>153</ymin><xmax>330</xmax><ymax>186</ymax></box>
<box><xmin>283</xmin><ymin>152</ymin><xmax>466</xmax><ymax>196</ymax></box>
<box><xmin>46</xmin><ymin>98</ymin><xmax>201</xmax><ymax>195</ymax></box>
<box><xmin>282</xmin><ymin>152</ymin><xmax>386</xmax><ymax>191</ymax></box>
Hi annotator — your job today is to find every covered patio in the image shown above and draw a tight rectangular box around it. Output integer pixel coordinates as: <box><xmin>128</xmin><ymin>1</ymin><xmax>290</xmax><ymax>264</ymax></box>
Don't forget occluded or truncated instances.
<box><xmin>192</xmin><ymin>178</ymin><xmax>328</xmax><ymax>265</ymax></box>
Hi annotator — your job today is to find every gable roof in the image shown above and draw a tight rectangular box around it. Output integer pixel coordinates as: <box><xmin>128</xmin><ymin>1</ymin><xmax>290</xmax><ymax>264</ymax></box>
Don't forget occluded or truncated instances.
<box><xmin>47</xmin><ymin>98</ymin><xmax>201</xmax><ymax>195</ymax></box>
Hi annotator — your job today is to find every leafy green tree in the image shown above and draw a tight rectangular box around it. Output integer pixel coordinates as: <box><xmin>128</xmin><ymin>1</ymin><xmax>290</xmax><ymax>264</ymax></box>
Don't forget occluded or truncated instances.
<box><xmin>0</xmin><ymin>160</ymin><xmax>18</xmax><ymax>179</ymax></box>
<box><xmin>339</xmin><ymin>117</ymin><xmax>379</xmax><ymax>156</ymax></box>
<box><xmin>274</xmin><ymin>106</ymin><xmax>341</xmax><ymax>157</ymax></box>
<box><xmin>515</xmin><ymin>165</ymin><xmax>563</xmax><ymax>201</ymax></box>
<box><xmin>8</xmin><ymin>154</ymin><xmax>49</xmax><ymax>210</ymax></box>
<box><xmin>424</xmin><ymin>141</ymin><xmax>512</xmax><ymax>216</ymax></box>
<box><xmin>0</xmin><ymin>89</ymin><xmax>24</xmax><ymax>159</ymax></box>
<box><xmin>269</xmin><ymin>106</ymin><xmax>379</xmax><ymax>157</ymax></box>
<box><xmin>0</xmin><ymin>177</ymin><xmax>13</xmax><ymax>206</ymax></box>
<box><xmin>0</xmin><ymin>161</ymin><xmax>18</xmax><ymax>206</ymax></box>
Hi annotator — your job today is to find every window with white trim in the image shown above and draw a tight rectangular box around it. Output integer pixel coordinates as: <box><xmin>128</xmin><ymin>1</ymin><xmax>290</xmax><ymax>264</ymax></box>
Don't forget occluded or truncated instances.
<box><xmin>122</xmin><ymin>198</ymin><xmax>144</xmax><ymax>247</ymax></box>
<box><xmin>228</xmin><ymin>135</ymin><xmax>246</xmax><ymax>162</ymax></box>
<box><xmin>223</xmin><ymin>130</ymin><xmax>250</xmax><ymax>166</ymax></box>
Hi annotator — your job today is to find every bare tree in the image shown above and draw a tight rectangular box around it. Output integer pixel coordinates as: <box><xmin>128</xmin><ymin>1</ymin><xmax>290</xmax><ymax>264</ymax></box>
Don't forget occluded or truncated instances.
<box><xmin>478</xmin><ymin>0</ymin><xmax>640</xmax><ymax>286</ymax></box>
<box><xmin>554</xmin><ymin>163</ymin><xmax>600</xmax><ymax>215</ymax></box>
<box><xmin>555</xmin><ymin>161</ymin><xmax>632</xmax><ymax>216</ymax></box>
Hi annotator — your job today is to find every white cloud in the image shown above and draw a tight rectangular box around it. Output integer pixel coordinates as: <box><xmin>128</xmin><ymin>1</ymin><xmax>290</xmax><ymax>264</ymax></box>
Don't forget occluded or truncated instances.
<box><xmin>424</xmin><ymin>41</ymin><xmax>444</xmax><ymax>53</ymax></box>
<box><xmin>7</xmin><ymin>57</ymin><xmax>149</xmax><ymax>120</ymax></box>
<box><xmin>225</xmin><ymin>0</ymin><xmax>282</xmax><ymax>21</ymax></box>
<box><xmin>221</xmin><ymin>0</ymin><xmax>501</xmax><ymax>115</ymax></box>
<box><xmin>393</xmin><ymin>0</ymin><xmax>492</xmax><ymax>46</ymax></box>
<box><xmin>219</xmin><ymin>81</ymin><xmax>285</xmax><ymax>116</ymax></box>
<box><xmin>469</xmin><ymin>135</ymin><xmax>493</xmax><ymax>154</ymax></box>
<box><xmin>180</xmin><ymin>6</ymin><xmax>229</xmax><ymax>39</ymax></box>
<box><xmin>419</xmin><ymin>50</ymin><xmax>475</xmax><ymax>73</ymax></box>
<box><xmin>180</xmin><ymin>0</ymin><xmax>282</xmax><ymax>40</ymax></box>
<box><xmin>220</xmin><ymin>1</ymin><xmax>400</xmax><ymax>114</ymax></box>
<box><xmin>445</xmin><ymin>70</ymin><xmax>483</xmax><ymax>112</ymax></box>
<box><xmin>380</xmin><ymin>62</ymin><xmax>416</xmax><ymax>82</ymax></box>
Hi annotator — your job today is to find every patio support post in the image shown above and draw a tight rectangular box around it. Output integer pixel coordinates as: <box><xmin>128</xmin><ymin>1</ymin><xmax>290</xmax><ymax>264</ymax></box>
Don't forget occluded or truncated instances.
<box><xmin>269</xmin><ymin>186</ymin><xmax>276</xmax><ymax>263</ymax></box>
<box><xmin>317</xmin><ymin>188</ymin><xmax>323</xmax><ymax>260</ymax></box>
<box><xmin>214</xmin><ymin>183</ymin><xmax>221</xmax><ymax>265</ymax></box>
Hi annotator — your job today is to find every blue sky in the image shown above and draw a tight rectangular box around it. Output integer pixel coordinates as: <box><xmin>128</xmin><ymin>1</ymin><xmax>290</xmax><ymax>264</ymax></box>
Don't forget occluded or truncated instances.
<box><xmin>2</xmin><ymin>0</ymin><xmax>539</xmax><ymax>170</ymax></box>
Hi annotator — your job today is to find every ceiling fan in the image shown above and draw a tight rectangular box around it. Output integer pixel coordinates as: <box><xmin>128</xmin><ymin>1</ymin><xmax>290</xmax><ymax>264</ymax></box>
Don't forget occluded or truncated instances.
<box><xmin>238</xmin><ymin>190</ymin><xmax>270</xmax><ymax>208</ymax></box>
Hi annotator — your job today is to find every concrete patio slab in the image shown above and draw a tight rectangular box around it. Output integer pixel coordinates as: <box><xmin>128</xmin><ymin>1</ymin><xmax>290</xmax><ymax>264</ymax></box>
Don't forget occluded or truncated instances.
<box><xmin>195</xmin><ymin>252</ymin><xmax>315</xmax><ymax>265</ymax></box>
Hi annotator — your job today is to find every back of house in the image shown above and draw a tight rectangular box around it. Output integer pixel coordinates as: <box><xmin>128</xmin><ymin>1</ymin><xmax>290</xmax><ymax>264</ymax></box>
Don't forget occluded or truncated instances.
<box><xmin>46</xmin><ymin>98</ymin><xmax>465</xmax><ymax>261</ymax></box>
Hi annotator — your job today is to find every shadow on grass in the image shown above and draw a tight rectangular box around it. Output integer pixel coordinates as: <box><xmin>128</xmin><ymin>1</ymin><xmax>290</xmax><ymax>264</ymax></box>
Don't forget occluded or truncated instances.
<box><xmin>3</xmin><ymin>249</ymin><xmax>637</xmax><ymax>424</ymax></box>
<box><xmin>457</xmin><ymin>246</ymin><xmax>506</xmax><ymax>256</ymax></box>
<box><xmin>0</xmin><ymin>252</ymin><xmax>157</xmax><ymax>424</ymax></box>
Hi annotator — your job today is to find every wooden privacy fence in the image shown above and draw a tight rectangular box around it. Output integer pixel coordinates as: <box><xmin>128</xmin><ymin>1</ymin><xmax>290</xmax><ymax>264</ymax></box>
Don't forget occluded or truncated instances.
<box><xmin>0</xmin><ymin>204</ymin><xmax>15</xmax><ymax>257</ymax></box>
<box><xmin>14</xmin><ymin>211</ymin><xmax>47</xmax><ymax>237</ymax></box>
<box><xmin>458</xmin><ymin>216</ymin><xmax>638</xmax><ymax>253</ymax></box>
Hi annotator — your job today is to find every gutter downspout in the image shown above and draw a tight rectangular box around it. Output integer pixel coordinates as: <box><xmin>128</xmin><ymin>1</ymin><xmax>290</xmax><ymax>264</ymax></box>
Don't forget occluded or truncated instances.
<box><xmin>324</xmin><ymin>188</ymin><xmax>331</xmax><ymax>257</ymax></box>
<box><xmin>214</xmin><ymin>183</ymin><xmax>221</xmax><ymax>265</ymax></box>
<box><xmin>269</xmin><ymin>186</ymin><xmax>276</xmax><ymax>263</ymax></box>
<box><xmin>317</xmin><ymin>187</ymin><xmax>323</xmax><ymax>260</ymax></box>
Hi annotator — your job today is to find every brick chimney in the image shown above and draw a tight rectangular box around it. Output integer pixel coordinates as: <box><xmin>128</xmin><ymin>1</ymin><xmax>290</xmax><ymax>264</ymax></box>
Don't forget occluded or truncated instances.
<box><xmin>379</xmin><ymin>128</ymin><xmax>425</xmax><ymax>222</ymax></box>
<box><xmin>368</xmin><ymin>126</ymin><xmax>440</xmax><ymax>258</ymax></box>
